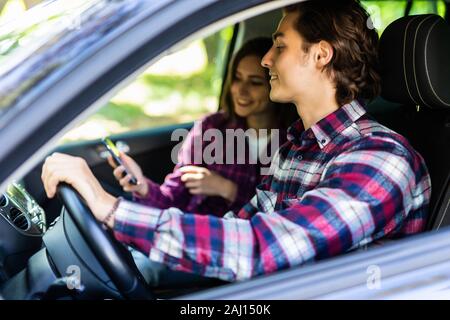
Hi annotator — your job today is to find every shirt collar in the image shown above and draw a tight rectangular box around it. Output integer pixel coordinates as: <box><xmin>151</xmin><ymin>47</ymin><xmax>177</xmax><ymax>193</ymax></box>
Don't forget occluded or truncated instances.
<box><xmin>287</xmin><ymin>100</ymin><xmax>367</xmax><ymax>149</ymax></box>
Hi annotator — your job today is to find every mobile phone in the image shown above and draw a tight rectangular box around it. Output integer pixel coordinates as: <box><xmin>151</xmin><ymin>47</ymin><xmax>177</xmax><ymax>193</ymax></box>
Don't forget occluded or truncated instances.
<box><xmin>102</xmin><ymin>137</ymin><xmax>138</xmax><ymax>185</ymax></box>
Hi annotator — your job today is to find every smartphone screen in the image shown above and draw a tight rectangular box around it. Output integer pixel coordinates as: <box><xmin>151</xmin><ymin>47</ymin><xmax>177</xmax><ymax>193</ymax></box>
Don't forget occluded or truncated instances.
<box><xmin>103</xmin><ymin>137</ymin><xmax>121</xmax><ymax>164</ymax></box>
<box><xmin>102</xmin><ymin>137</ymin><xmax>138</xmax><ymax>185</ymax></box>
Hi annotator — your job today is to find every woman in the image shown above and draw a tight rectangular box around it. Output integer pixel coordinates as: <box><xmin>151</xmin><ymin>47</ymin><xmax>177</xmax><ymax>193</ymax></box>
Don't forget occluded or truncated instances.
<box><xmin>109</xmin><ymin>37</ymin><xmax>297</xmax><ymax>217</ymax></box>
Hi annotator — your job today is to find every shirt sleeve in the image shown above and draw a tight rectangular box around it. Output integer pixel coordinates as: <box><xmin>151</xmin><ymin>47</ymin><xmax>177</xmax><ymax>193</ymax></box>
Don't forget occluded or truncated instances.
<box><xmin>113</xmin><ymin>139</ymin><xmax>429</xmax><ymax>282</ymax></box>
<box><xmin>227</xmin><ymin>179</ymin><xmax>259</xmax><ymax>214</ymax></box>
<box><xmin>236</xmin><ymin>174</ymin><xmax>272</xmax><ymax>219</ymax></box>
<box><xmin>236</xmin><ymin>146</ymin><xmax>279</xmax><ymax>219</ymax></box>
<box><xmin>132</xmin><ymin>116</ymin><xmax>208</xmax><ymax>210</ymax></box>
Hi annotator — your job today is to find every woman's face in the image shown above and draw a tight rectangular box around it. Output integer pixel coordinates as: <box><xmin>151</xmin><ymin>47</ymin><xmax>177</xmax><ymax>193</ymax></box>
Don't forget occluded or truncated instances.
<box><xmin>230</xmin><ymin>55</ymin><xmax>271</xmax><ymax>118</ymax></box>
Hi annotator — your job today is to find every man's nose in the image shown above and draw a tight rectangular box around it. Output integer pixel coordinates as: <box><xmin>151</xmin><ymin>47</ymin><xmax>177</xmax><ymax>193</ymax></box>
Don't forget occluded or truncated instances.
<box><xmin>261</xmin><ymin>48</ymin><xmax>273</xmax><ymax>68</ymax></box>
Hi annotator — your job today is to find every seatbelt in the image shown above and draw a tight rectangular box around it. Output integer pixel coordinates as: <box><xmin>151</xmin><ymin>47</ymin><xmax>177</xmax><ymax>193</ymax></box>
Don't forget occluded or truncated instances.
<box><xmin>404</xmin><ymin>0</ymin><xmax>413</xmax><ymax>16</ymax></box>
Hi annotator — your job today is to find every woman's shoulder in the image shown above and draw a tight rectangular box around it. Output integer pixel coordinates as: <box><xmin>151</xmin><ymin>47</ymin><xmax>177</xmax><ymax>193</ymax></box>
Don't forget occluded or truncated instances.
<box><xmin>196</xmin><ymin>111</ymin><xmax>230</xmax><ymax>129</ymax></box>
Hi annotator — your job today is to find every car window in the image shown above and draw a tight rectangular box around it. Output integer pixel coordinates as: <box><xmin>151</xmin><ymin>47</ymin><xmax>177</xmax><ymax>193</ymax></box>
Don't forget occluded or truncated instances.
<box><xmin>58</xmin><ymin>26</ymin><xmax>234</xmax><ymax>143</ymax></box>
<box><xmin>361</xmin><ymin>0</ymin><xmax>446</xmax><ymax>34</ymax></box>
<box><xmin>0</xmin><ymin>0</ymin><xmax>170</xmax><ymax>127</ymax></box>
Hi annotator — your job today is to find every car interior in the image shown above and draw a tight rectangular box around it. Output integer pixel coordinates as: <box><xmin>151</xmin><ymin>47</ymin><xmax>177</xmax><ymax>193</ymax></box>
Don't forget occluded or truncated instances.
<box><xmin>0</xmin><ymin>0</ymin><xmax>449</xmax><ymax>300</ymax></box>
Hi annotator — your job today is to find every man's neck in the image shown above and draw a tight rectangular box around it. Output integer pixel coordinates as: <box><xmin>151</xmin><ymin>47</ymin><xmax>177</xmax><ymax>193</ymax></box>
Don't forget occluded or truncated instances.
<box><xmin>294</xmin><ymin>87</ymin><xmax>339</xmax><ymax>130</ymax></box>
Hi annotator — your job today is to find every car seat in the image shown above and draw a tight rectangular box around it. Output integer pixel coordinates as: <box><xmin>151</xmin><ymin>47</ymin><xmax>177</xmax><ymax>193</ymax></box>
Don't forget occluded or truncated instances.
<box><xmin>367</xmin><ymin>14</ymin><xmax>450</xmax><ymax>230</ymax></box>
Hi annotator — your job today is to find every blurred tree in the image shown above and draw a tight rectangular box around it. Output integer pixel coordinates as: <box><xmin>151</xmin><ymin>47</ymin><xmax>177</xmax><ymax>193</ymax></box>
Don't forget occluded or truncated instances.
<box><xmin>0</xmin><ymin>0</ymin><xmax>6</xmax><ymax>13</ymax></box>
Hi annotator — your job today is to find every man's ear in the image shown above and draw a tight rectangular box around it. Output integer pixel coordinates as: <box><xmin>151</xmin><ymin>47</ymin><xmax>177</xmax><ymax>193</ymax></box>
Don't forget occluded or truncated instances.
<box><xmin>315</xmin><ymin>40</ymin><xmax>333</xmax><ymax>69</ymax></box>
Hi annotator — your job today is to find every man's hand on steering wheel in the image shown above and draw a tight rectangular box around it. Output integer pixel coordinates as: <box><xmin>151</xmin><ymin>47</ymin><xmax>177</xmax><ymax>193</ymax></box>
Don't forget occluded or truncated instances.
<box><xmin>42</xmin><ymin>152</ymin><xmax>117</xmax><ymax>228</ymax></box>
<box><xmin>42</xmin><ymin>153</ymin><xmax>153</xmax><ymax>299</ymax></box>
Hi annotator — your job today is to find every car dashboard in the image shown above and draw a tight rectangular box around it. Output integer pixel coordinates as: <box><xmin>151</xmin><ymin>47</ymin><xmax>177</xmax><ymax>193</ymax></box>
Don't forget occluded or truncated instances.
<box><xmin>0</xmin><ymin>182</ymin><xmax>46</xmax><ymax>280</ymax></box>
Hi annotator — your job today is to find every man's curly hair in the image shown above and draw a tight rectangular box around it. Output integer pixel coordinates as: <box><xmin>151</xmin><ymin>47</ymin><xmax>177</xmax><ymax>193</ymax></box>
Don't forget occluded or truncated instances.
<box><xmin>285</xmin><ymin>0</ymin><xmax>381</xmax><ymax>106</ymax></box>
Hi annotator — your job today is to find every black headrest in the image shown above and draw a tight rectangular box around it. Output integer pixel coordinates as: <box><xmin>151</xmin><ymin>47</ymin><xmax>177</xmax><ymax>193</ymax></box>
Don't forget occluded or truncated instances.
<box><xmin>379</xmin><ymin>14</ymin><xmax>450</xmax><ymax>110</ymax></box>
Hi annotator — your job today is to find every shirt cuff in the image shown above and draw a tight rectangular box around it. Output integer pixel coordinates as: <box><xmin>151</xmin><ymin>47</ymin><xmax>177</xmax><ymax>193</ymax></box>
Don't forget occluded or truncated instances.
<box><xmin>113</xmin><ymin>199</ymin><xmax>163</xmax><ymax>253</ymax></box>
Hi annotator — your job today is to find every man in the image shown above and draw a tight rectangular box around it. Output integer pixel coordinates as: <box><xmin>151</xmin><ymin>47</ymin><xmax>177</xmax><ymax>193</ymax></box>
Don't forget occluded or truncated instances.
<box><xmin>42</xmin><ymin>0</ymin><xmax>431</xmax><ymax>282</ymax></box>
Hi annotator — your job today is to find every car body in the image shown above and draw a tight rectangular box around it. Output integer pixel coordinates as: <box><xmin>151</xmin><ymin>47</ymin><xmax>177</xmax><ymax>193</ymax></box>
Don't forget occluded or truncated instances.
<box><xmin>0</xmin><ymin>0</ymin><xmax>449</xmax><ymax>300</ymax></box>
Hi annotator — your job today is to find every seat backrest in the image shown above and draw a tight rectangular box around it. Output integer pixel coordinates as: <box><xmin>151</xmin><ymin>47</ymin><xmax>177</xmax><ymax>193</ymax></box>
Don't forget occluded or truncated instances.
<box><xmin>370</xmin><ymin>14</ymin><xmax>450</xmax><ymax>230</ymax></box>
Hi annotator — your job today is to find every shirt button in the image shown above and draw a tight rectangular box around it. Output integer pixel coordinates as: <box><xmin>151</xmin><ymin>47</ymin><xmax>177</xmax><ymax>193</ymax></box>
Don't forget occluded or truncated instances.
<box><xmin>321</xmin><ymin>139</ymin><xmax>326</xmax><ymax>144</ymax></box>
<box><xmin>297</xmin><ymin>154</ymin><xmax>303</xmax><ymax>161</ymax></box>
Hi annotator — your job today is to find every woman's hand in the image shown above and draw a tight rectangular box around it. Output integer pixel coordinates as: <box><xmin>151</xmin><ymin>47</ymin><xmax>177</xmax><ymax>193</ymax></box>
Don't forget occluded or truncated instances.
<box><xmin>107</xmin><ymin>152</ymin><xmax>148</xmax><ymax>197</ymax></box>
<box><xmin>179</xmin><ymin>166</ymin><xmax>237</xmax><ymax>203</ymax></box>
<box><xmin>41</xmin><ymin>153</ymin><xmax>117</xmax><ymax>226</ymax></box>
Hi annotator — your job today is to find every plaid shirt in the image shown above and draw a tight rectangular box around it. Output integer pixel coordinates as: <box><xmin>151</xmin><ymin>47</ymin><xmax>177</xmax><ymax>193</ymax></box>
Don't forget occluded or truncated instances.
<box><xmin>114</xmin><ymin>100</ymin><xmax>431</xmax><ymax>281</ymax></box>
<box><xmin>134</xmin><ymin>111</ymin><xmax>287</xmax><ymax>216</ymax></box>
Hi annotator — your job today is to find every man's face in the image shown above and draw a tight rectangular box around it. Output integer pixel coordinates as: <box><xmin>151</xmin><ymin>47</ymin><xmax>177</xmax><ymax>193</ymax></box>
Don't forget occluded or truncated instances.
<box><xmin>261</xmin><ymin>12</ymin><xmax>318</xmax><ymax>105</ymax></box>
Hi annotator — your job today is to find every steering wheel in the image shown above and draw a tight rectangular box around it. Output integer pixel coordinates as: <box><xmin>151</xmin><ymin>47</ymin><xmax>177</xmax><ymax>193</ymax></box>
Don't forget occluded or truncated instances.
<box><xmin>57</xmin><ymin>183</ymin><xmax>153</xmax><ymax>299</ymax></box>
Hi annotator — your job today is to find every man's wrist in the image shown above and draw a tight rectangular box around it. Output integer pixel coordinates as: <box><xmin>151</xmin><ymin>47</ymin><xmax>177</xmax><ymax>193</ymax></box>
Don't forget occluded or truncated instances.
<box><xmin>102</xmin><ymin>196</ymin><xmax>122</xmax><ymax>229</ymax></box>
<box><xmin>92</xmin><ymin>192</ymin><xmax>117</xmax><ymax>228</ymax></box>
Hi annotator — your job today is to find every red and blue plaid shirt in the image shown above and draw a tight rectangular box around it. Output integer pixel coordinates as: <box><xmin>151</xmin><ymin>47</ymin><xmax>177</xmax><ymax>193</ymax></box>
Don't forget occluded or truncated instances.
<box><xmin>133</xmin><ymin>111</ymin><xmax>287</xmax><ymax>216</ymax></box>
<box><xmin>114</xmin><ymin>100</ymin><xmax>431</xmax><ymax>281</ymax></box>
